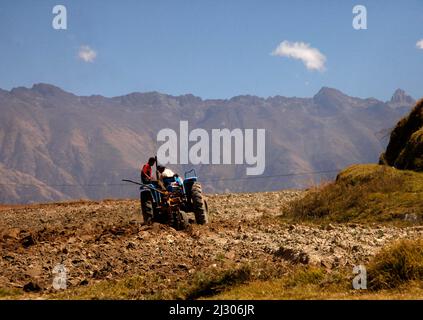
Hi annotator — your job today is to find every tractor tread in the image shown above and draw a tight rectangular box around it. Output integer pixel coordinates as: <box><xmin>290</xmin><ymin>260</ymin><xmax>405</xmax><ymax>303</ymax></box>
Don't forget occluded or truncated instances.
<box><xmin>191</xmin><ymin>182</ymin><xmax>208</xmax><ymax>224</ymax></box>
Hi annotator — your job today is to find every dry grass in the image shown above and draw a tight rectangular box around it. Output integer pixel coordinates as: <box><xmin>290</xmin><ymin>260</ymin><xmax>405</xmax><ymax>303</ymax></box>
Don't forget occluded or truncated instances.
<box><xmin>285</xmin><ymin>164</ymin><xmax>423</xmax><ymax>224</ymax></box>
<box><xmin>368</xmin><ymin>239</ymin><xmax>423</xmax><ymax>290</ymax></box>
<box><xmin>43</xmin><ymin>276</ymin><xmax>149</xmax><ymax>300</ymax></box>
<box><xmin>211</xmin><ymin>239</ymin><xmax>423</xmax><ymax>300</ymax></box>
<box><xmin>177</xmin><ymin>265</ymin><xmax>252</xmax><ymax>300</ymax></box>
<box><xmin>210</xmin><ymin>277</ymin><xmax>423</xmax><ymax>300</ymax></box>
<box><xmin>34</xmin><ymin>262</ymin><xmax>285</xmax><ymax>300</ymax></box>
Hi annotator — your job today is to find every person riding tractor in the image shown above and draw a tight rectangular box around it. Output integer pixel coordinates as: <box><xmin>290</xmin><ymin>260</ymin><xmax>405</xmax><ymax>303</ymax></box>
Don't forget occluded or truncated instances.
<box><xmin>141</xmin><ymin>157</ymin><xmax>156</xmax><ymax>184</ymax></box>
<box><xmin>125</xmin><ymin>156</ymin><xmax>208</xmax><ymax>230</ymax></box>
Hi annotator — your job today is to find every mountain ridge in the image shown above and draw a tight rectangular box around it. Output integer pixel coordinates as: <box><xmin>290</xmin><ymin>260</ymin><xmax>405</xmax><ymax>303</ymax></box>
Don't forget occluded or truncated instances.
<box><xmin>5</xmin><ymin>82</ymin><xmax>414</xmax><ymax>105</ymax></box>
<box><xmin>0</xmin><ymin>83</ymin><xmax>417</xmax><ymax>203</ymax></box>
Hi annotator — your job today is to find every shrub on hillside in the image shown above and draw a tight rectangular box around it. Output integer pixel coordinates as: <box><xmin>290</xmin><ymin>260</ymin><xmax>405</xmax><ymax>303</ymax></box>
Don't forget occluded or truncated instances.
<box><xmin>368</xmin><ymin>239</ymin><xmax>423</xmax><ymax>290</ymax></box>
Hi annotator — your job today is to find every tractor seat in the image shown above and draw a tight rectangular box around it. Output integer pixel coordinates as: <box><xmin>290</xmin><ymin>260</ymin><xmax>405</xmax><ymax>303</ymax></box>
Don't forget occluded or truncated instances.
<box><xmin>163</xmin><ymin>176</ymin><xmax>184</xmax><ymax>192</ymax></box>
<box><xmin>162</xmin><ymin>176</ymin><xmax>176</xmax><ymax>186</ymax></box>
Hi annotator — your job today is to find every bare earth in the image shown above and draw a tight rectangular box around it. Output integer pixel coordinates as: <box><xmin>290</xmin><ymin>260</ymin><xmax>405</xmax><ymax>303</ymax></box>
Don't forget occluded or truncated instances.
<box><xmin>1</xmin><ymin>191</ymin><xmax>422</xmax><ymax>298</ymax></box>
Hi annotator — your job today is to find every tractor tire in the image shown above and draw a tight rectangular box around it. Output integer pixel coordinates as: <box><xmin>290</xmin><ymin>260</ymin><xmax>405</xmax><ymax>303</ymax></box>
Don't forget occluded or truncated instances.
<box><xmin>191</xmin><ymin>182</ymin><xmax>208</xmax><ymax>224</ymax></box>
<box><xmin>173</xmin><ymin>210</ymin><xmax>189</xmax><ymax>231</ymax></box>
<box><xmin>140</xmin><ymin>192</ymin><xmax>153</xmax><ymax>225</ymax></box>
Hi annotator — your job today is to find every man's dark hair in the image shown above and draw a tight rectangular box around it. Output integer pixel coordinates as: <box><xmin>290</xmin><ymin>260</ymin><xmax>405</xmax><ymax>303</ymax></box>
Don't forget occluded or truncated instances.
<box><xmin>148</xmin><ymin>157</ymin><xmax>156</xmax><ymax>165</ymax></box>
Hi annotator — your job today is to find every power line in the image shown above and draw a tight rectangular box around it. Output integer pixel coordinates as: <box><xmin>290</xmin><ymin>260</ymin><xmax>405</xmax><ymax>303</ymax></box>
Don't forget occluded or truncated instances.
<box><xmin>200</xmin><ymin>169</ymin><xmax>339</xmax><ymax>182</ymax></box>
<box><xmin>0</xmin><ymin>169</ymin><xmax>339</xmax><ymax>187</ymax></box>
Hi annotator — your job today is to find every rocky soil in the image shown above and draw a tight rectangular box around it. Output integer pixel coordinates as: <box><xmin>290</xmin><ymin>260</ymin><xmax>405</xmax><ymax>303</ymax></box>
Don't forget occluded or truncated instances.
<box><xmin>0</xmin><ymin>190</ymin><xmax>422</xmax><ymax>298</ymax></box>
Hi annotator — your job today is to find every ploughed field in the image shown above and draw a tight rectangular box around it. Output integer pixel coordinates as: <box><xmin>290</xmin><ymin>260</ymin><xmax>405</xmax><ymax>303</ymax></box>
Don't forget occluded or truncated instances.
<box><xmin>0</xmin><ymin>191</ymin><xmax>422</xmax><ymax>299</ymax></box>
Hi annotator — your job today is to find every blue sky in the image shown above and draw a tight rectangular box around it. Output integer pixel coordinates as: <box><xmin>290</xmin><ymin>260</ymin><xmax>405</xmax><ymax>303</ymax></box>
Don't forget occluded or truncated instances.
<box><xmin>0</xmin><ymin>0</ymin><xmax>422</xmax><ymax>100</ymax></box>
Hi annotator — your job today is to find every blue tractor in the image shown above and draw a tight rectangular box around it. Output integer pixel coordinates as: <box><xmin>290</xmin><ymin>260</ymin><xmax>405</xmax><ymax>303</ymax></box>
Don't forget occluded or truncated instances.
<box><xmin>123</xmin><ymin>169</ymin><xmax>208</xmax><ymax>230</ymax></box>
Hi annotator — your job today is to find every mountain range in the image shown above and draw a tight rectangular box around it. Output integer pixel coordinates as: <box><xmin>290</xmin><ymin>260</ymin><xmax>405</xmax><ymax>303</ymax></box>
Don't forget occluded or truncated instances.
<box><xmin>0</xmin><ymin>83</ymin><xmax>416</xmax><ymax>203</ymax></box>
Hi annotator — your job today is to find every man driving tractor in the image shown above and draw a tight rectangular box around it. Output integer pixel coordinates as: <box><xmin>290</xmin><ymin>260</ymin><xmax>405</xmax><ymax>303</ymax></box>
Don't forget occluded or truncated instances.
<box><xmin>157</xmin><ymin>165</ymin><xmax>182</xmax><ymax>180</ymax></box>
<box><xmin>157</xmin><ymin>165</ymin><xmax>184</xmax><ymax>190</ymax></box>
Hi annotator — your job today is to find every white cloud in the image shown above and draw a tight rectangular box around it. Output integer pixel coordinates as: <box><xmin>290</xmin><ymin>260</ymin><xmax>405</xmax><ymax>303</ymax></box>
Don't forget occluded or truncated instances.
<box><xmin>271</xmin><ymin>41</ymin><xmax>326</xmax><ymax>71</ymax></box>
<box><xmin>416</xmin><ymin>39</ymin><xmax>423</xmax><ymax>50</ymax></box>
<box><xmin>78</xmin><ymin>45</ymin><xmax>97</xmax><ymax>63</ymax></box>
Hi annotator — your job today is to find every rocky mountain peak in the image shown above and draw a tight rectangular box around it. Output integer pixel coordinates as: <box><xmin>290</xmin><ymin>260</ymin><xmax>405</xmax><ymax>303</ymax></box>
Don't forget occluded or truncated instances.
<box><xmin>313</xmin><ymin>87</ymin><xmax>347</xmax><ymax>100</ymax></box>
<box><xmin>31</xmin><ymin>83</ymin><xmax>68</xmax><ymax>96</ymax></box>
<box><xmin>389</xmin><ymin>89</ymin><xmax>414</xmax><ymax>105</ymax></box>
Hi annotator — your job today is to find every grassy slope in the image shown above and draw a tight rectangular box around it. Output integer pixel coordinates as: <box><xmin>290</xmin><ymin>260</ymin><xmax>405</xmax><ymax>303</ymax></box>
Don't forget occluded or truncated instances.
<box><xmin>285</xmin><ymin>164</ymin><xmax>423</xmax><ymax>224</ymax></box>
<box><xmin>209</xmin><ymin>164</ymin><xmax>423</xmax><ymax>300</ymax></box>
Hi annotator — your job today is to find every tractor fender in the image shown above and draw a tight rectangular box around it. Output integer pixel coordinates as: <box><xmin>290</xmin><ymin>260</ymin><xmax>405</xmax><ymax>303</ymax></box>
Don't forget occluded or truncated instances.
<box><xmin>140</xmin><ymin>186</ymin><xmax>159</xmax><ymax>204</ymax></box>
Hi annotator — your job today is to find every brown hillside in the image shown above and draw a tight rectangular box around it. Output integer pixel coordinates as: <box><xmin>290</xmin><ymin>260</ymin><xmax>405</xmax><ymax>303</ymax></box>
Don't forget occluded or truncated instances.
<box><xmin>380</xmin><ymin>99</ymin><xmax>423</xmax><ymax>171</ymax></box>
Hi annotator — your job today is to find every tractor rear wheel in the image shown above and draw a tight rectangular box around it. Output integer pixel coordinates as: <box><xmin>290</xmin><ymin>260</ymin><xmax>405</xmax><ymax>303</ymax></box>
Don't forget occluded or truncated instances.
<box><xmin>191</xmin><ymin>182</ymin><xmax>208</xmax><ymax>224</ymax></box>
<box><xmin>140</xmin><ymin>192</ymin><xmax>153</xmax><ymax>225</ymax></box>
